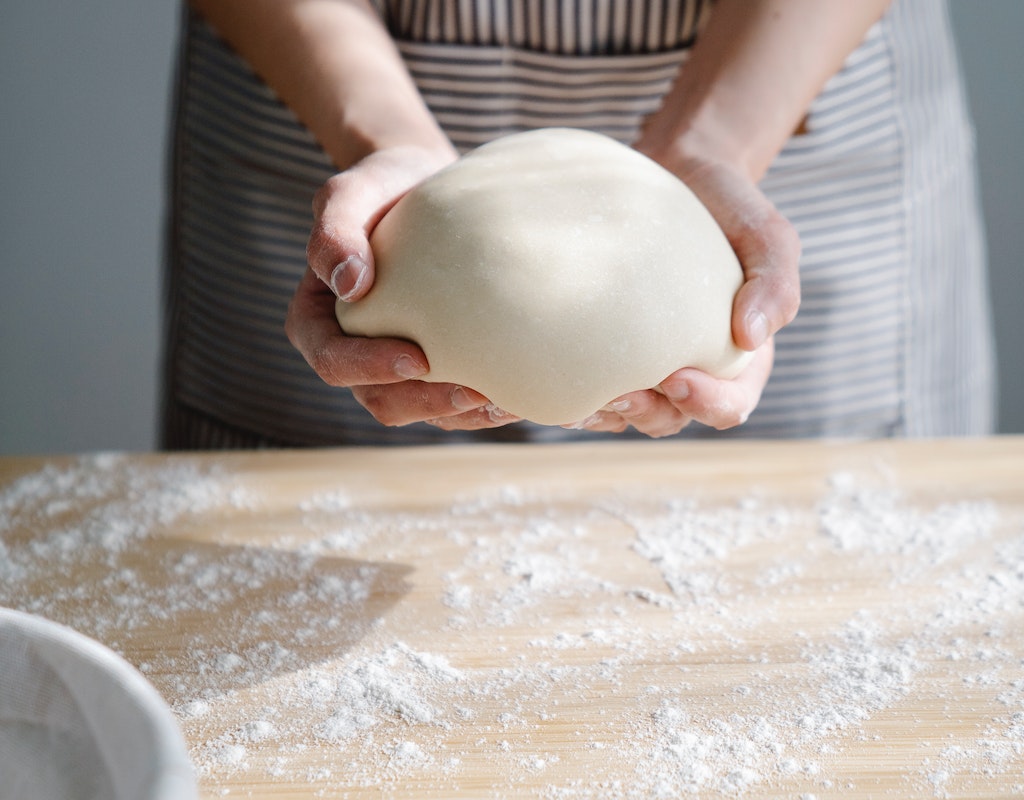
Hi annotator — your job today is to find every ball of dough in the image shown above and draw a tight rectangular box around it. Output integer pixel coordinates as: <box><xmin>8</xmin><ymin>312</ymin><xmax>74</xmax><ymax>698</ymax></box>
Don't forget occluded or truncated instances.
<box><xmin>335</xmin><ymin>128</ymin><xmax>751</xmax><ymax>425</ymax></box>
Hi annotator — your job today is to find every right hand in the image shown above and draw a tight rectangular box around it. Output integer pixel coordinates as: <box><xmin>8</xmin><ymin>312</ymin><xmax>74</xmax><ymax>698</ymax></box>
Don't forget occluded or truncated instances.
<box><xmin>287</xmin><ymin>145</ymin><xmax>515</xmax><ymax>429</ymax></box>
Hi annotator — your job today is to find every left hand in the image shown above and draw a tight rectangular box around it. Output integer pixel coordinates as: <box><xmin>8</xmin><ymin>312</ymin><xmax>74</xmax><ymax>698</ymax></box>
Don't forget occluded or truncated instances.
<box><xmin>567</xmin><ymin>155</ymin><xmax>801</xmax><ymax>438</ymax></box>
<box><xmin>565</xmin><ymin>339</ymin><xmax>774</xmax><ymax>437</ymax></box>
<box><xmin>572</xmin><ymin>0</ymin><xmax>893</xmax><ymax>438</ymax></box>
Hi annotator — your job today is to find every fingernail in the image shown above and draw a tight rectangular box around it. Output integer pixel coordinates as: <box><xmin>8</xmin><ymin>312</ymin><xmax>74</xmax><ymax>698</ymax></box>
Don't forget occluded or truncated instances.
<box><xmin>330</xmin><ymin>255</ymin><xmax>370</xmax><ymax>301</ymax></box>
<box><xmin>745</xmin><ymin>309</ymin><xmax>769</xmax><ymax>349</ymax></box>
<box><xmin>393</xmin><ymin>354</ymin><xmax>427</xmax><ymax>379</ymax></box>
<box><xmin>451</xmin><ymin>386</ymin><xmax>484</xmax><ymax>410</ymax></box>
<box><xmin>606</xmin><ymin>399</ymin><xmax>632</xmax><ymax>413</ymax></box>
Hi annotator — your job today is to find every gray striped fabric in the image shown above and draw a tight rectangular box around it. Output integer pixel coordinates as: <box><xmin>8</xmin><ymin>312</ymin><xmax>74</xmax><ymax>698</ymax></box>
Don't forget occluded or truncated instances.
<box><xmin>372</xmin><ymin>0</ymin><xmax>710</xmax><ymax>54</ymax></box>
<box><xmin>162</xmin><ymin>0</ymin><xmax>994</xmax><ymax>449</ymax></box>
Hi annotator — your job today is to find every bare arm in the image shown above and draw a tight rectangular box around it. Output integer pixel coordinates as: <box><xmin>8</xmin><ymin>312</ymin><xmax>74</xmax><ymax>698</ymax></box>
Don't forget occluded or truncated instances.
<box><xmin>638</xmin><ymin>0</ymin><xmax>892</xmax><ymax>182</ymax></box>
<box><xmin>192</xmin><ymin>0</ymin><xmax>497</xmax><ymax>428</ymax></box>
<box><xmin>588</xmin><ymin>0</ymin><xmax>892</xmax><ymax>435</ymax></box>
<box><xmin>189</xmin><ymin>0</ymin><xmax>452</xmax><ymax>167</ymax></box>
<box><xmin>191</xmin><ymin>0</ymin><xmax>892</xmax><ymax>437</ymax></box>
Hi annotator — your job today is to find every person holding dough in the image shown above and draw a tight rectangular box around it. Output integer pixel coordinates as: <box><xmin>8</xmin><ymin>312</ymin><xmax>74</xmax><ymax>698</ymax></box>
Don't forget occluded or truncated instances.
<box><xmin>162</xmin><ymin>0</ymin><xmax>994</xmax><ymax>448</ymax></box>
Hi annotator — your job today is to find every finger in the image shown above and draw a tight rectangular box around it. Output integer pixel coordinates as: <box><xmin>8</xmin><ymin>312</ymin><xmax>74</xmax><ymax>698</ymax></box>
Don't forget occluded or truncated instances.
<box><xmin>285</xmin><ymin>267</ymin><xmax>429</xmax><ymax>387</ymax></box>
<box><xmin>565</xmin><ymin>392</ymin><xmax>691</xmax><ymax>438</ymax></box>
<box><xmin>354</xmin><ymin>383</ymin><xmax>491</xmax><ymax>428</ymax></box>
<box><xmin>560</xmin><ymin>410</ymin><xmax>630</xmax><ymax>435</ymax></box>
<box><xmin>425</xmin><ymin>404</ymin><xmax>523</xmax><ymax>431</ymax></box>
<box><xmin>660</xmin><ymin>341</ymin><xmax>774</xmax><ymax>430</ymax></box>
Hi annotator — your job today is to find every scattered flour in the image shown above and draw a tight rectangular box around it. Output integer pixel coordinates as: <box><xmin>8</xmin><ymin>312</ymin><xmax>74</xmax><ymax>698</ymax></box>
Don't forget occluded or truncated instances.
<box><xmin>819</xmin><ymin>472</ymin><xmax>998</xmax><ymax>578</ymax></box>
<box><xmin>1</xmin><ymin>456</ymin><xmax>1021</xmax><ymax>797</ymax></box>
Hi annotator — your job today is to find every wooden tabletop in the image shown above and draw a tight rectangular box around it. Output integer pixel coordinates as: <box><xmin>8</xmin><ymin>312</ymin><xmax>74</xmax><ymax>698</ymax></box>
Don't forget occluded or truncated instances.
<box><xmin>2</xmin><ymin>437</ymin><xmax>1022</xmax><ymax>798</ymax></box>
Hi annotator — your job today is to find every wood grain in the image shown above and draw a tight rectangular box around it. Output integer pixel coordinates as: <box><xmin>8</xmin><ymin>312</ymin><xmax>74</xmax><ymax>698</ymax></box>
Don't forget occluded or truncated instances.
<box><xmin>1</xmin><ymin>437</ymin><xmax>1022</xmax><ymax>798</ymax></box>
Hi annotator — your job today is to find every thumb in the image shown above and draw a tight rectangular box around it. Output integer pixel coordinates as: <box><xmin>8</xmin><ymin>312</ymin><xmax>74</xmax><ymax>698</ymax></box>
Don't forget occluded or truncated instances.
<box><xmin>729</xmin><ymin>208</ymin><xmax>802</xmax><ymax>351</ymax></box>
<box><xmin>683</xmin><ymin>162</ymin><xmax>801</xmax><ymax>351</ymax></box>
<box><xmin>306</xmin><ymin>144</ymin><xmax>459</xmax><ymax>303</ymax></box>
<box><xmin>306</xmin><ymin>168</ymin><xmax>382</xmax><ymax>304</ymax></box>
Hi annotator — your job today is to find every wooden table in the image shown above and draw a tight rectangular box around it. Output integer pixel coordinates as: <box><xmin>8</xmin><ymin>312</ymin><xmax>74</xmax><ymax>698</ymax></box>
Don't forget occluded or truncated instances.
<box><xmin>2</xmin><ymin>438</ymin><xmax>1022</xmax><ymax>798</ymax></box>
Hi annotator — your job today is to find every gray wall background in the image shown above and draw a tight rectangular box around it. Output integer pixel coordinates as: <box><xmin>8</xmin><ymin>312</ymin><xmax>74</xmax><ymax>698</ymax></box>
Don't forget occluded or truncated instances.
<box><xmin>1</xmin><ymin>2</ymin><xmax>1021</xmax><ymax>455</ymax></box>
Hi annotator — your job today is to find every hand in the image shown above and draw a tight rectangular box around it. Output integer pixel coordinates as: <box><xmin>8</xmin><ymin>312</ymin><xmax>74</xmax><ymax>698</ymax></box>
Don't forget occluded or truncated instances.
<box><xmin>585</xmin><ymin>0</ymin><xmax>888</xmax><ymax>438</ymax></box>
<box><xmin>565</xmin><ymin>339</ymin><xmax>774</xmax><ymax>437</ymax></box>
<box><xmin>568</xmin><ymin>154</ymin><xmax>801</xmax><ymax>438</ymax></box>
<box><xmin>287</xmin><ymin>145</ymin><xmax>516</xmax><ymax>430</ymax></box>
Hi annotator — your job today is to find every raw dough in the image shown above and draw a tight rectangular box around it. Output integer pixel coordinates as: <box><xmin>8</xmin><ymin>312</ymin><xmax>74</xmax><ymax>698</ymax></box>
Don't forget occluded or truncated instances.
<box><xmin>336</xmin><ymin>128</ymin><xmax>751</xmax><ymax>425</ymax></box>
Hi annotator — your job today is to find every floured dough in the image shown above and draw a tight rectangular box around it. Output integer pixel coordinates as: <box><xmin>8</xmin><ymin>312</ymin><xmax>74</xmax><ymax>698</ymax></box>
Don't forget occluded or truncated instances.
<box><xmin>336</xmin><ymin>128</ymin><xmax>751</xmax><ymax>425</ymax></box>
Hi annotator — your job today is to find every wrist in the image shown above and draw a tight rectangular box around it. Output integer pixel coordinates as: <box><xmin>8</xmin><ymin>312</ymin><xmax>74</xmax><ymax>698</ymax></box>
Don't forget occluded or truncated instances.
<box><xmin>335</xmin><ymin>114</ymin><xmax>456</xmax><ymax>172</ymax></box>
<box><xmin>635</xmin><ymin>106</ymin><xmax>762</xmax><ymax>186</ymax></box>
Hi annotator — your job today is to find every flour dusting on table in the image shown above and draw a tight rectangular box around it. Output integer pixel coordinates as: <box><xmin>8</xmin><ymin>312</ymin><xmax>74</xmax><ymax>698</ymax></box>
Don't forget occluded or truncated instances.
<box><xmin>1</xmin><ymin>454</ymin><xmax>1022</xmax><ymax>798</ymax></box>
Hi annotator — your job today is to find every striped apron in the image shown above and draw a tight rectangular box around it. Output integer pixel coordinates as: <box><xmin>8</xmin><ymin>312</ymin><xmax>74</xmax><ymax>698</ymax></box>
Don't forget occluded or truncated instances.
<box><xmin>162</xmin><ymin>0</ymin><xmax>995</xmax><ymax>448</ymax></box>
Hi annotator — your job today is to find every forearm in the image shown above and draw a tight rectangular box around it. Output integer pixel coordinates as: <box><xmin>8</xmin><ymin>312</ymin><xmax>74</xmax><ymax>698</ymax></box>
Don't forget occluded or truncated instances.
<box><xmin>636</xmin><ymin>0</ymin><xmax>891</xmax><ymax>181</ymax></box>
<box><xmin>189</xmin><ymin>0</ymin><xmax>453</xmax><ymax>168</ymax></box>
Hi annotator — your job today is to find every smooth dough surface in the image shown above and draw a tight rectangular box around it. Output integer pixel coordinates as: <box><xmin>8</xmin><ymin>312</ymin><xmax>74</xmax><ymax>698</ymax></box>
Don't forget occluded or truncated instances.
<box><xmin>336</xmin><ymin>128</ymin><xmax>751</xmax><ymax>425</ymax></box>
